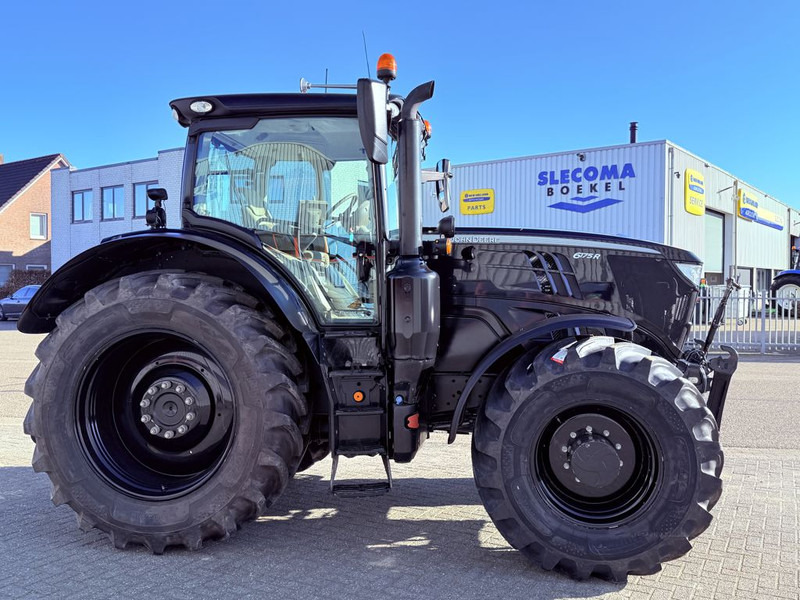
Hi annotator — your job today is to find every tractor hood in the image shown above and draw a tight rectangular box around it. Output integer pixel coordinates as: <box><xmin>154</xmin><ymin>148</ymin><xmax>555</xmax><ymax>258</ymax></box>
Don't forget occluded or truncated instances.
<box><xmin>449</xmin><ymin>227</ymin><xmax>701</xmax><ymax>264</ymax></box>
<box><xmin>426</xmin><ymin>227</ymin><xmax>700</xmax><ymax>356</ymax></box>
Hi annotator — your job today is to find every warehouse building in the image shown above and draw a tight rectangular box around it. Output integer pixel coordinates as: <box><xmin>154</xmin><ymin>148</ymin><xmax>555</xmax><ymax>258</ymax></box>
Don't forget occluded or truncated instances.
<box><xmin>51</xmin><ymin>148</ymin><xmax>184</xmax><ymax>270</ymax></box>
<box><xmin>424</xmin><ymin>140</ymin><xmax>797</xmax><ymax>291</ymax></box>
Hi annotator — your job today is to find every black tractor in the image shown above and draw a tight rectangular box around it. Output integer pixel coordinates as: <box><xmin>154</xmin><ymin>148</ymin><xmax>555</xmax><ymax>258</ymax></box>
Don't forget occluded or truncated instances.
<box><xmin>20</xmin><ymin>55</ymin><xmax>737</xmax><ymax>580</ymax></box>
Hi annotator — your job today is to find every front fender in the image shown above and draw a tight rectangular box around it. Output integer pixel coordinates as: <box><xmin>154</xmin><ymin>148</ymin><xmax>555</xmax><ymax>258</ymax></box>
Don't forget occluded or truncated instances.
<box><xmin>18</xmin><ymin>229</ymin><xmax>318</xmax><ymax>335</ymax></box>
<box><xmin>446</xmin><ymin>314</ymin><xmax>636</xmax><ymax>443</ymax></box>
<box><xmin>774</xmin><ymin>269</ymin><xmax>800</xmax><ymax>279</ymax></box>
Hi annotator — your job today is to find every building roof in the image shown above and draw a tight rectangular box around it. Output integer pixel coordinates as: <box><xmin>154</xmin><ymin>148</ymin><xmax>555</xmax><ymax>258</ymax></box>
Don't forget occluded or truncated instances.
<box><xmin>0</xmin><ymin>154</ymin><xmax>65</xmax><ymax>211</ymax></box>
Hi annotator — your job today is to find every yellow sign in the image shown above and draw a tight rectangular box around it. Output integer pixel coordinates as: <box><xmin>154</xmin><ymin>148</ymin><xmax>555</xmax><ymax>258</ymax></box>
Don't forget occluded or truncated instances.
<box><xmin>460</xmin><ymin>189</ymin><xmax>495</xmax><ymax>215</ymax></box>
<box><xmin>684</xmin><ymin>169</ymin><xmax>705</xmax><ymax>216</ymax></box>
<box><xmin>738</xmin><ymin>189</ymin><xmax>784</xmax><ymax>231</ymax></box>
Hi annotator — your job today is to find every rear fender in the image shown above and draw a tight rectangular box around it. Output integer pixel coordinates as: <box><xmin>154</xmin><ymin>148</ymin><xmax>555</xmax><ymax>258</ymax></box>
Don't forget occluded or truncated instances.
<box><xmin>18</xmin><ymin>230</ymin><xmax>317</xmax><ymax>336</ymax></box>
<box><xmin>446</xmin><ymin>314</ymin><xmax>636</xmax><ymax>442</ymax></box>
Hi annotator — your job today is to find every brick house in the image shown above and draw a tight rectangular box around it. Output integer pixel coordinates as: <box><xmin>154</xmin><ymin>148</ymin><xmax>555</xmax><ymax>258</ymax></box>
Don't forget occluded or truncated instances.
<box><xmin>0</xmin><ymin>153</ymin><xmax>70</xmax><ymax>285</ymax></box>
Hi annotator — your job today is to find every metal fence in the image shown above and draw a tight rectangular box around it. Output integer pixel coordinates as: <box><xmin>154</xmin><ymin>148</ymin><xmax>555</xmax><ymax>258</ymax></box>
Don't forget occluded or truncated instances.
<box><xmin>689</xmin><ymin>288</ymin><xmax>800</xmax><ymax>354</ymax></box>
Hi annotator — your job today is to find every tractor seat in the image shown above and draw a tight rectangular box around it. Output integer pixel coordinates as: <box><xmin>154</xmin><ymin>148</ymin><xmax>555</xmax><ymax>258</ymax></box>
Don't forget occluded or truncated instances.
<box><xmin>246</xmin><ymin>205</ymin><xmax>275</xmax><ymax>230</ymax></box>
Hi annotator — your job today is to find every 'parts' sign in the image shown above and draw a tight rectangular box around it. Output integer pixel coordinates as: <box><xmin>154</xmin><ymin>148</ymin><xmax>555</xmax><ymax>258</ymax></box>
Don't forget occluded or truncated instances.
<box><xmin>460</xmin><ymin>189</ymin><xmax>495</xmax><ymax>215</ymax></box>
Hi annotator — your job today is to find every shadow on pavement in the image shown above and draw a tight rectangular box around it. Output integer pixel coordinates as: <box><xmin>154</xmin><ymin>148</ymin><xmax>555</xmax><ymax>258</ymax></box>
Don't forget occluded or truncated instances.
<box><xmin>0</xmin><ymin>465</ymin><xmax>623</xmax><ymax>599</ymax></box>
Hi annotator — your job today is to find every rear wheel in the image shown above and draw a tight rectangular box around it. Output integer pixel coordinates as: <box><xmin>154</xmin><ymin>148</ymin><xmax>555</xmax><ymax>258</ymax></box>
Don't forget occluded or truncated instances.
<box><xmin>771</xmin><ymin>275</ymin><xmax>800</xmax><ymax>315</ymax></box>
<box><xmin>24</xmin><ymin>271</ymin><xmax>308</xmax><ymax>552</ymax></box>
<box><xmin>472</xmin><ymin>337</ymin><xmax>723</xmax><ymax>580</ymax></box>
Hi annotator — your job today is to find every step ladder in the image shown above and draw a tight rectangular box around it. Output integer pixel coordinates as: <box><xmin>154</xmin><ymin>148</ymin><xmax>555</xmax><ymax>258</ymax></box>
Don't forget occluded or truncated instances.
<box><xmin>330</xmin><ymin>453</ymin><xmax>392</xmax><ymax>497</ymax></box>
<box><xmin>328</xmin><ymin>370</ymin><xmax>392</xmax><ymax>497</ymax></box>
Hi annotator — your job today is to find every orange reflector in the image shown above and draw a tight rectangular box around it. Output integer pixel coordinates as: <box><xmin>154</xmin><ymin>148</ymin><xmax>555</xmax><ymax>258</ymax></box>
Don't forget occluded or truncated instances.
<box><xmin>424</xmin><ymin>120</ymin><xmax>432</xmax><ymax>137</ymax></box>
<box><xmin>406</xmin><ymin>413</ymin><xmax>419</xmax><ymax>429</ymax></box>
<box><xmin>376</xmin><ymin>53</ymin><xmax>397</xmax><ymax>82</ymax></box>
<box><xmin>353</xmin><ymin>391</ymin><xmax>364</xmax><ymax>403</ymax></box>
<box><xmin>445</xmin><ymin>238</ymin><xmax>453</xmax><ymax>255</ymax></box>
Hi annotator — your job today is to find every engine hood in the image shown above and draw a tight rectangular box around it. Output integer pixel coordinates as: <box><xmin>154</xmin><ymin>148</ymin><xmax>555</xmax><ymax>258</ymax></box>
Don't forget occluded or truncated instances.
<box><xmin>448</xmin><ymin>227</ymin><xmax>700</xmax><ymax>264</ymax></box>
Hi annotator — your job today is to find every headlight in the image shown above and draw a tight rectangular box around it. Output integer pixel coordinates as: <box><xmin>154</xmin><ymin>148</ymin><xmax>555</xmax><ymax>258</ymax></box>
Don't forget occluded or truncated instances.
<box><xmin>676</xmin><ymin>262</ymin><xmax>702</xmax><ymax>287</ymax></box>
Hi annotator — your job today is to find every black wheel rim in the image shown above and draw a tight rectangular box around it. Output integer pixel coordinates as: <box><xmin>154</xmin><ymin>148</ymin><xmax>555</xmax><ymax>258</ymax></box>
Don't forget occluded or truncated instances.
<box><xmin>532</xmin><ymin>404</ymin><xmax>659</xmax><ymax>524</ymax></box>
<box><xmin>76</xmin><ymin>331</ymin><xmax>236</xmax><ymax>500</ymax></box>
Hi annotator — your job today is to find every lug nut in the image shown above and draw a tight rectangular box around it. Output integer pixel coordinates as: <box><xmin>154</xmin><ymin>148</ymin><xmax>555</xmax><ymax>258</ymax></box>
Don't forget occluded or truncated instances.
<box><xmin>164</xmin><ymin>430</ymin><xmax>175</xmax><ymax>439</ymax></box>
<box><xmin>140</xmin><ymin>415</ymin><xmax>151</xmax><ymax>423</ymax></box>
<box><xmin>603</xmin><ymin>430</ymin><xmax>610</xmax><ymax>437</ymax></box>
<box><xmin>615</xmin><ymin>443</ymin><xmax>622</xmax><ymax>450</ymax></box>
<box><xmin>160</xmin><ymin>381</ymin><xmax>171</xmax><ymax>389</ymax></box>
<box><xmin>140</xmin><ymin>399</ymin><xmax>150</xmax><ymax>408</ymax></box>
<box><xmin>177</xmin><ymin>425</ymin><xmax>188</xmax><ymax>435</ymax></box>
<box><xmin>184</xmin><ymin>397</ymin><xmax>194</xmax><ymax>406</ymax></box>
<box><xmin>563</xmin><ymin>462</ymin><xmax>570</xmax><ymax>470</ymax></box>
<box><xmin>147</xmin><ymin>387</ymin><xmax>156</xmax><ymax>395</ymax></box>
<box><xmin>619</xmin><ymin>460</ymin><xmax>624</xmax><ymax>467</ymax></box>
<box><xmin>586</xmin><ymin>425</ymin><xmax>593</xmax><ymax>433</ymax></box>
<box><xmin>175</xmin><ymin>385</ymin><xmax>185</xmax><ymax>393</ymax></box>
<box><xmin>575</xmin><ymin>477</ymin><xmax>581</xmax><ymax>483</ymax></box>
<box><xmin>569</xmin><ymin>432</ymin><xmax>577</xmax><ymax>439</ymax></box>
<box><xmin>149</xmin><ymin>425</ymin><xmax>161</xmax><ymax>435</ymax></box>
<box><xmin>185</xmin><ymin>412</ymin><xmax>196</xmax><ymax>421</ymax></box>
<box><xmin>561</xmin><ymin>445</ymin><xmax>568</xmax><ymax>453</ymax></box>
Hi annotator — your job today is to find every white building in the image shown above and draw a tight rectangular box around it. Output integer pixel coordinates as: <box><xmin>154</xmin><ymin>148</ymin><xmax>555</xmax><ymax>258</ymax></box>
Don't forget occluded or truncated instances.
<box><xmin>51</xmin><ymin>148</ymin><xmax>184</xmax><ymax>270</ymax></box>
<box><xmin>424</xmin><ymin>140</ymin><xmax>797</xmax><ymax>291</ymax></box>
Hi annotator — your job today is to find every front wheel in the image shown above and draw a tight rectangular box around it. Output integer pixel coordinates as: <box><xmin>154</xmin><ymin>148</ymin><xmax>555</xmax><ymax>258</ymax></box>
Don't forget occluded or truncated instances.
<box><xmin>472</xmin><ymin>337</ymin><xmax>723</xmax><ymax>580</ymax></box>
<box><xmin>24</xmin><ymin>271</ymin><xmax>308</xmax><ymax>552</ymax></box>
<box><xmin>771</xmin><ymin>275</ymin><xmax>800</xmax><ymax>315</ymax></box>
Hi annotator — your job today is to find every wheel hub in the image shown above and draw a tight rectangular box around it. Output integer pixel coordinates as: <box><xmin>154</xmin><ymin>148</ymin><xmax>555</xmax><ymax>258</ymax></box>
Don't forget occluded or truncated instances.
<box><xmin>139</xmin><ymin>377</ymin><xmax>201</xmax><ymax>440</ymax></box>
<box><xmin>546</xmin><ymin>413</ymin><xmax>636</xmax><ymax>498</ymax></box>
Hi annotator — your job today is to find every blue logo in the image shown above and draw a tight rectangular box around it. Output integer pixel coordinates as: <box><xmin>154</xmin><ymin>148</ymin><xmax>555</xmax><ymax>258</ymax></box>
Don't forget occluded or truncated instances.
<box><xmin>548</xmin><ymin>195</ymin><xmax>623</xmax><ymax>213</ymax></box>
<box><xmin>539</xmin><ymin>162</ymin><xmax>634</xmax><ymax>213</ymax></box>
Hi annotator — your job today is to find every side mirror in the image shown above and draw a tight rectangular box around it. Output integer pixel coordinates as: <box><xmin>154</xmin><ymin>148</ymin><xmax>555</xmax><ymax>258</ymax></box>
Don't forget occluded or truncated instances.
<box><xmin>356</xmin><ymin>79</ymin><xmax>389</xmax><ymax>164</ymax></box>
<box><xmin>435</xmin><ymin>159</ymin><xmax>452</xmax><ymax>212</ymax></box>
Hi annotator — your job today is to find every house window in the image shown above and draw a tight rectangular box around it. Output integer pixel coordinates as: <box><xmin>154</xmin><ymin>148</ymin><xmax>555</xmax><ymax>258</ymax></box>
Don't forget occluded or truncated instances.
<box><xmin>26</xmin><ymin>265</ymin><xmax>48</xmax><ymax>271</ymax></box>
<box><xmin>30</xmin><ymin>213</ymin><xmax>48</xmax><ymax>240</ymax></box>
<box><xmin>102</xmin><ymin>186</ymin><xmax>125</xmax><ymax>220</ymax></box>
<box><xmin>72</xmin><ymin>190</ymin><xmax>93</xmax><ymax>222</ymax></box>
<box><xmin>134</xmin><ymin>182</ymin><xmax>159</xmax><ymax>218</ymax></box>
<box><xmin>0</xmin><ymin>265</ymin><xmax>13</xmax><ymax>286</ymax></box>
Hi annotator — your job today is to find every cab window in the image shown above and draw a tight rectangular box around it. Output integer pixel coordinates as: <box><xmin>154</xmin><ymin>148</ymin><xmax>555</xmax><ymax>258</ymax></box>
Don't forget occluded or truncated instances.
<box><xmin>193</xmin><ymin>117</ymin><xmax>378</xmax><ymax>324</ymax></box>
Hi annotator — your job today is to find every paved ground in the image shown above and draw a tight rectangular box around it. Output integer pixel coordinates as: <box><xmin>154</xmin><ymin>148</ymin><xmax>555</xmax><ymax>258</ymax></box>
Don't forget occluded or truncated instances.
<box><xmin>0</xmin><ymin>320</ymin><xmax>798</xmax><ymax>599</ymax></box>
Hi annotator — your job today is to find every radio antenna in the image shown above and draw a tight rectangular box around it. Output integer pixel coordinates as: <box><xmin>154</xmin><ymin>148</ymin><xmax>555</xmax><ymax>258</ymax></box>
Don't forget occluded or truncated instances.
<box><xmin>362</xmin><ymin>31</ymin><xmax>371</xmax><ymax>78</ymax></box>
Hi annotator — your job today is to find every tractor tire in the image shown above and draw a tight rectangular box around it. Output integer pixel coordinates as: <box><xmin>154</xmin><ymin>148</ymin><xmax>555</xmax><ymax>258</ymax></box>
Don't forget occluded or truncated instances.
<box><xmin>472</xmin><ymin>337</ymin><xmax>723</xmax><ymax>581</ymax></box>
<box><xmin>23</xmin><ymin>271</ymin><xmax>308</xmax><ymax>553</ymax></box>
<box><xmin>771</xmin><ymin>274</ymin><xmax>800</xmax><ymax>315</ymax></box>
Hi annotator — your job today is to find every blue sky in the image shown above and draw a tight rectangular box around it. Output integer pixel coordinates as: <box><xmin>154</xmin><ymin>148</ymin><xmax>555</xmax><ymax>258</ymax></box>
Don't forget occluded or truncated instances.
<box><xmin>2</xmin><ymin>1</ymin><xmax>798</xmax><ymax>205</ymax></box>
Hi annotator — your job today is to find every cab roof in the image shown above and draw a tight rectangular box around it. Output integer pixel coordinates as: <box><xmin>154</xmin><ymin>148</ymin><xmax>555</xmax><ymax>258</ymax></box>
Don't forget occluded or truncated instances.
<box><xmin>170</xmin><ymin>93</ymin><xmax>358</xmax><ymax>128</ymax></box>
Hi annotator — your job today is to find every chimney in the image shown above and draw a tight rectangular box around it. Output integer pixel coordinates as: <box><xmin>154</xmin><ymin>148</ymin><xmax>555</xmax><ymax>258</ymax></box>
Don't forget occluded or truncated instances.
<box><xmin>0</xmin><ymin>154</ymin><xmax>4</xmax><ymax>165</ymax></box>
<box><xmin>629</xmin><ymin>122</ymin><xmax>638</xmax><ymax>144</ymax></box>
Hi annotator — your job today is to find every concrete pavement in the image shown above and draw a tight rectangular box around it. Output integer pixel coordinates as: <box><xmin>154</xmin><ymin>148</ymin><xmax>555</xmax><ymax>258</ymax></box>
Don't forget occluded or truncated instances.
<box><xmin>0</xmin><ymin>322</ymin><xmax>798</xmax><ymax>599</ymax></box>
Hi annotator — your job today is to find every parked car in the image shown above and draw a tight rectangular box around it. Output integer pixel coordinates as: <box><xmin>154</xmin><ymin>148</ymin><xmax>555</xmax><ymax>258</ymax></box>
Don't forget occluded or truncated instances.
<box><xmin>0</xmin><ymin>285</ymin><xmax>41</xmax><ymax>320</ymax></box>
